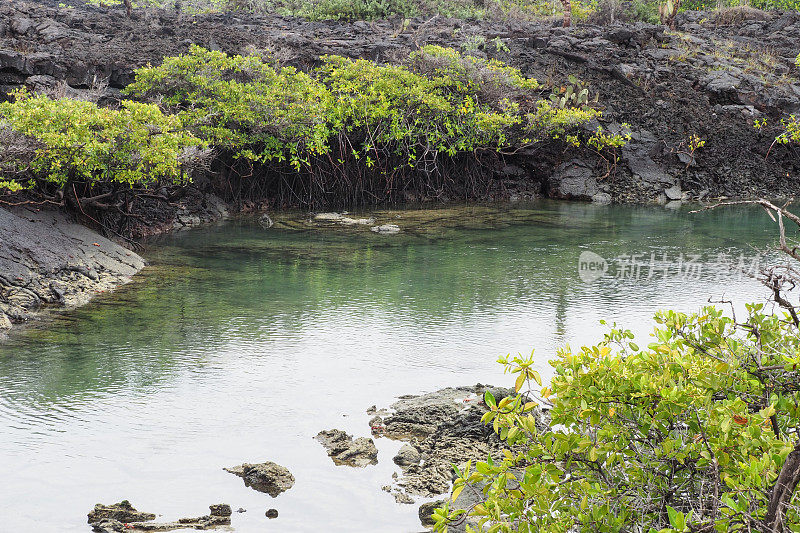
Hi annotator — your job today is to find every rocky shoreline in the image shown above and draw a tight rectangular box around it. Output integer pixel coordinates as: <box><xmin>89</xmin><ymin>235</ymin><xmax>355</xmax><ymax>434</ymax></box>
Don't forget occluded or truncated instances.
<box><xmin>318</xmin><ymin>384</ymin><xmax>545</xmax><ymax>529</ymax></box>
<box><xmin>0</xmin><ymin>206</ymin><xmax>146</xmax><ymax>336</ymax></box>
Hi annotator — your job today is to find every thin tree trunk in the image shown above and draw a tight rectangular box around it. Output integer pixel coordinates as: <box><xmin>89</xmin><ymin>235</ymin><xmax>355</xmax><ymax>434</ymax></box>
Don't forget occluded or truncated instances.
<box><xmin>124</xmin><ymin>0</ymin><xmax>132</xmax><ymax>17</ymax></box>
<box><xmin>561</xmin><ymin>0</ymin><xmax>571</xmax><ymax>27</ymax></box>
<box><xmin>765</xmin><ymin>441</ymin><xmax>800</xmax><ymax>532</ymax></box>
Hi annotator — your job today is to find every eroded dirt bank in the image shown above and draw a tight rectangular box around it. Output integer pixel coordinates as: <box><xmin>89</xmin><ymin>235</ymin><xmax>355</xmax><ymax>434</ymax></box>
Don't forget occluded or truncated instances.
<box><xmin>1</xmin><ymin>1</ymin><xmax>799</xmax><ymax>206</ymax></box>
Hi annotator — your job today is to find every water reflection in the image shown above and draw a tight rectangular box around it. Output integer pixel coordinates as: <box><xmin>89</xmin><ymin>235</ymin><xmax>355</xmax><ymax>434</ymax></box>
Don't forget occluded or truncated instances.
<box><xmin>0</xmin><ymin>201</ymin><xmax>780</xmax><ymax>532</ymax></box>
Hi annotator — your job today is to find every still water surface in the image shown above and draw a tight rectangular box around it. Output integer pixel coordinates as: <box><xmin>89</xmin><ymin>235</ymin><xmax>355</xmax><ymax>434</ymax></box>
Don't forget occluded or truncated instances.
<box><xmin>0</xmin><ymin>201</ymin><xmax>782</xmax><ymax>532</ymax></box>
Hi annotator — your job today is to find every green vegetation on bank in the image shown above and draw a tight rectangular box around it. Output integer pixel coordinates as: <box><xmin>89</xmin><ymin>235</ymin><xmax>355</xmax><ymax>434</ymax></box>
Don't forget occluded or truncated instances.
<box><xmin>435</xmin><ymin>303</ymin><xmax>800</xmax><ymax>532</ymax></box>
<box><xmin>0</xmin><ymin>92</ymin><xmax>203</xmax><ymax>193</ymax></box>
<box><xmin>776</xmin><ymin>54</ymin><xmax>800</xmax><ymax>146</ymax></box>
<box><xmin>125</xmin><ymin>46</ymin><xmax>612</xmax><ymax>168</ymax></box>
<box><xmin>82</xmin><ymin>0</ymin><xmax>600</xmax><ymax>22</ymax></box>
<box><xmin>682</xmin><ymin>0</ymin><xmax>800</xmax><ymax>10</ymax></box>
<box><xmin>80</xmin><ymin>0</ymin><xmax>800</xmax><ymax>22</ymax></box>
<box><xmin>1</xmin><ymin>46</ymin><xmax>624</xmax><ymax>202</ymax></box>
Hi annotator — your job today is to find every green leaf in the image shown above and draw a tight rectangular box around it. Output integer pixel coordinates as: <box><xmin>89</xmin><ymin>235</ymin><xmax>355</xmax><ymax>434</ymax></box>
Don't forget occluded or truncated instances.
<box><xmin>484</xmin><ymin>390</ymin><xmax>496</xmax><ymax>408</ymax></box>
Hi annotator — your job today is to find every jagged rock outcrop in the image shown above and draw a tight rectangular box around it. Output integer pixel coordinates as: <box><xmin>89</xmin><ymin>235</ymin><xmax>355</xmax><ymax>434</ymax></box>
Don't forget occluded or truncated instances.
<box><xmin>0</xmin><ymin>207</ymin><xmax>145</xmax><ymax>335</ymax></box>
<box><xmin>315</xmin><ymin>429</ymin><xmax>379</xmax><ymax>468</ymax></box>
<box><xmin>224</xmin><ymin>461</ymin><xmax>295</xmax><ymax>497</ymax></box>
<box><xmin>88</xmin><ymin>502</ymin><xmax>232</xmax><ymax>532</ymax></box>
<box><xmin>375</xmin><ymin>385</ymin><xmax>549</xmax><ymax>512</ymax></box>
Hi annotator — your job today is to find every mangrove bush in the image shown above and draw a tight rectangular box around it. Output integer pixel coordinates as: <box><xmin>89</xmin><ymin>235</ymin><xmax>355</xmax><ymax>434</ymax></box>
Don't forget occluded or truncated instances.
<box><xmin>0</xmin><ymin>46</ymin><xmax>623</xmax><ymax>209</ymax></box>
<box><xmin>0</xmin><ymin>91</ymin><xmax>205</xmax><ymax>193</ymax></box>
<box><xmin>122</xmin><ymin>45</ymin><xmax>621</xmax><ymax>204</ymax></box>
<box><xmin>434</xmin><ymin>304</ymin><xmax>800</xmax><ymax>532</ymax></box>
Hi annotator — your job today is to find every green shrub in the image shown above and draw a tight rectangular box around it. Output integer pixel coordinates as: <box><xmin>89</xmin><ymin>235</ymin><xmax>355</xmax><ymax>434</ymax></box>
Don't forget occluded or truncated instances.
<box><xmin>681</xmin><ymin>0</ymin><xmax>800</xmax><ymax>11</ymax></box>
<box><xmin>125</xmin><ymin>46</ymin><xmax>332</xmax><ymax>168</ymax></box>
<box><xmin>435</xmin><ymin>305</ymin><xmax>800</xmax><ymax>532</ymax></box>
<box><xmin>778</xmin><ymin>115</ymin><xmax>799</xmax><ymax>145</ymax></box>
<box><xmin>125</xmin><ymin>46</ymin><xmax>617</xmax><ymax>176</ymax></box>
<box><xmin>2</xmin><ymin>46</ymin><xmax>620</xmax><ymax>200</ymax></box>
<box><xmin>0</xmin><ymin>91</ymin><xmax>204</xmax><ymax>191</ymax></box>
<box><xmin>287</xmin><ymin>0</ymin><xmax>418</xmax><ymax>20</ymax></box>
<box><xmin>205</xmin><ymin>0</ymin><xmax>597</xmax><ymax>21</ymax></box>
<box><xmin>776</xmin><ymin>55</ymin><xmax>800</xmax><ymax>146</ymax></box>
<box><xmin>629</xmin><ymin>0</ymin><xmax>660</xmax><ymax>23</ymax></box>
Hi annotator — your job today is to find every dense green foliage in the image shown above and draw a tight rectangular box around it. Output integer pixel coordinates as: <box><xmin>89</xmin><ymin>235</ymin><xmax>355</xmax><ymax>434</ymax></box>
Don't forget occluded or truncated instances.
<box><xmin>0</xmin><ymin>91</ymin><xmax>203</xmax><ymax>192</ymax></box>
<box><xmin>125</xmin><ymin>46</ymin><xmax>615</xmax><ymax>174</ymax></box>
<box><xmin>435</xmin><ymin>305</ymin><xmax>800</xmax><ymax>532</ymax></box>
<box><xmin>276</xmin><ymin>0</ymin><xmax>599</xmax><ymax>21</ymax></box>
<box><xmin>0</xmin><ymin>46</ymin><xmax>621</xmax><ymax>200</ymax></box>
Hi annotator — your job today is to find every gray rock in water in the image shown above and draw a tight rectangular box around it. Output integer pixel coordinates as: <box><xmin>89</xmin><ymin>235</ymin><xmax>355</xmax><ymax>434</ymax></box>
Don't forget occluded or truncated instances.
<box><xmin>209</xmin><ymin>503</ymin><xmax>231</xmax><ymax>517</ymax></box>
<box><xmin>258</xmin><ymin>213</ymin><xmax>274</xmax><ymax>229</ymax></box>
<box><xmin>265</xmin><ymin>508</ymin><xmax>279</xmax><ymax>519</ymax></box>
<box><xmin>664</xmin><ymin>184</ymin><xmax>683</xmax><ymax>201</ymax></box>
<box><xmin>379</xmin><ymin>385</ymin><xmax>550</xmax><ymax>505</ymax></box>
<box><xmin>313</xmin><ymin>212</ymin><xmax>343</xmax><ymax>221</ymax></box>
<box><xmin>394</xmin><ymin>491</ymin><xmax>415</xmax><ymax>504</ymax></box>
<box><xmin>393</xmin><ymin>443</ymin><xmax>422</xmax><ymax>467</ymax></box>
<box><xmin>340</xmin><ymin>216</ymin><xmax>375</xmax><ymax>225</ymax></box>
<box><xmin>592</xmin><ymin>192</ymin><xmax>612</xmax><ymax>204</ymax></box>
<box><xmin>87</xmin><ymin>501</ymin><xmax>155</xmax><ymax>524</ymax></box>
<box><xmin>419</xmin><ymin>499</ymin><xmax>446</xmax><ymax>528</ymax></box>
<box><xmin>0</xmin><ymin>312</ymin><xmax>12</xmax><ymax>331</ymax></box>
<box><xmin>90</xmin><ymin>518</ymin><xmax>124</xmax><ymax>533</ymax></box>
<box><xmin>88</xmin><ymin>502</ymin><xmax>232</xmax><ymax>532</ymax></box>
<box><xmin>370</xmin><ymin>224</ymin><xmax>401</xmax><ymax>235</ymax></box>
<box><xmin>315</xmin><ymin>429</ymin><xmax>378</xmax><ymax>467</ymax></box>
<box><xmin>0</xmin><ymin>208</ymin><xmax>145</xmax><ymax>335</ymax></box>
<box><xmin>224</xmin><ymin>461</ymin><xmax>295</xmax><ymax>497</ymax></box>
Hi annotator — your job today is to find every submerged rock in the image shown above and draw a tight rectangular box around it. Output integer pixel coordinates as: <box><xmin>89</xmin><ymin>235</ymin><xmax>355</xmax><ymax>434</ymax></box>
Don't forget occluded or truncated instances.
<box><xmin>224</xmin><ymin>461</ymin><xmax>295</xmax><ymax>497</ymax></box>
<box><xmin>258</xmin><ymin>213</ymin><xmax>274</xmax><ymax>229</ymax></box>
<box><xmin>370</xmin><ymin>224</ymin><xmax>401</xmax><ymax>235</ymax></box>
<box><xmin>315</xmin><ymin>429</ymin><xmax>378</xmax><ymax>468</ymax></box>
<box><xmin>340</xmin><ymin>216</ymin><xmax>375</xmax><ymax>225</ymax></box>
<box><xmin>313</xmin><ymin>212</ymin><xmax>343</xmax><ymax>221</ymax></box>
